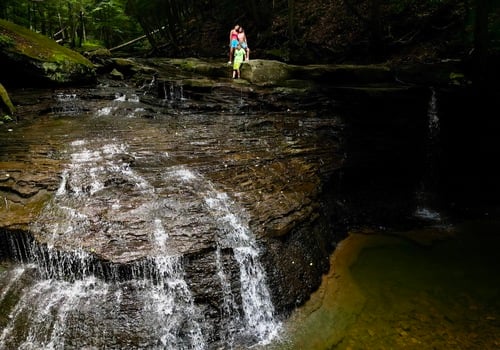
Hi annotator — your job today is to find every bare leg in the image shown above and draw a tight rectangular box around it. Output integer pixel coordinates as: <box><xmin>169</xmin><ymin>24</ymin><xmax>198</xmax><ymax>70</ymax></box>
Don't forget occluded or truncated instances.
<box><xmin>246</xmin><ymin>48</ymin><xmax>250</xmax><ymax>60</ymax></box>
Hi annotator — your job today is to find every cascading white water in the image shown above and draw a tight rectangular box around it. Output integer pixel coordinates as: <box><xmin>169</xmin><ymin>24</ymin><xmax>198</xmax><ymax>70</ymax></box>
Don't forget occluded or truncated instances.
<box><xmin>134</xmin><ymin>256</ymin><xmax>206</xmax><ymax>350</ymax></box>
<box><xmin>0</xmin><ymin>138</ymin><xmax>211</xmax><ymax>349</ymax></box>
<box><xmin>0</xmin><ymin>259</ymin><xmax>206</xmax><ymax>350</ymax></box>
<box><xmin>414</xmin><ymin>87</ymin><xmax>443</xmax><ymax>222</ymax></box>
<box><xmin>164</xmin><ymin>166</ymin><xmax>282</xmax><ymax>346</ymax></box>
<box><xmin>142</xmin><ymin>217</ymin><xmax>206</xmax><ymax>350</ymax></box>
<box><xmin>52</xmin><ymin>93</ymin><xmax>81</xmax><ymax>115</ymax></box>
<box><xmin>1</xmin><ymin>133</ymin><xmax>281</xmax><ymax>349</ymax></box>
<box><xmin>214</xmin><ymin>245</ymin><xmax>240</xmax><ymax>347</ymax></box>
<box><xmin>204</xmin><ymin>191</ymin><xmax>281</xmax><ymax>345</ymax></box>
<box><xmin>0</xmin><ymin>266</ymin><xmax>26</xmax><ymax>303</ymax></box>
<box><xmin>162</xmin><ymin>81</ymin><xmax>184</xmax><ymax>102</ymax></box>
<box><xmin>427</xmin><ymin>87</ymin><xmax>440</xmax><ymax>139</ymax></box>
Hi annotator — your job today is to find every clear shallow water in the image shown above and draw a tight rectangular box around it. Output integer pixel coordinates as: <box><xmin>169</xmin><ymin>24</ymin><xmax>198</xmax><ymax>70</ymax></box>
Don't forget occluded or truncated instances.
<box><xmin>277</xmin><ymin>219</ymin><xmax>500</xmax><ymax>350</ymax></box>
<box><xmin>343</xmin><ymin>221</ymin><xmax>500</xmax><ymax>349</ymax></box>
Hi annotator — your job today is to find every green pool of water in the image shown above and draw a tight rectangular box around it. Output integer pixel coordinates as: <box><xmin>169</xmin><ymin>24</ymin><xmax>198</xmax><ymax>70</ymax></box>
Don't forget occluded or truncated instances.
<box><xmin>276</xmin><ymin>219</ymin><xmax>500</xmax><ymax>350</ymax></box>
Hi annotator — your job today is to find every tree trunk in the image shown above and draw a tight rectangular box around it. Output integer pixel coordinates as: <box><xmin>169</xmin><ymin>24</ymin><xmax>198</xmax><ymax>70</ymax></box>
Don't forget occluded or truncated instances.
<box><xmin>473</xmin><ymin>0</ymin><xmax>490</xmax><ymax>86</ymax></box>
<box><xmin>288</xmin><ymin>0</ymin><xmax>295</xmax><ymax>39</ymax></box>
<box><xmin>368</xmin><ymin>0</ymin><xmax>383</xmax><ymax>59</ymax></box>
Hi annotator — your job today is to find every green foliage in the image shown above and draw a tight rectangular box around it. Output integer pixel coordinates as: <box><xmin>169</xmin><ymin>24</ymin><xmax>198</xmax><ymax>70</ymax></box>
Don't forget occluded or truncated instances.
<box><xmin>1</xmin><ymin>0</ymin><xmax>500</xmax><ymax>63</ymax></box>
<box><xmin>1</xmin><ymin>115</ymin><xmax>13</xmax><ymax>122</ymax></box>
<box><xmin>80</xmin><ymin>40</ymin><xmax>106</xmax><ymax>51</ymax></box>
<box><xmin>0</xmin><ymin>19</ymin><xmax>93</xmax><ymax>67</ymax></box>
<box><xmin>0</xmin><ymin>33</ymin><xmax>14</xmax><ymax>48</ymax></box>
<box><xmin>0</xmin><ymin>0</ymin><xmax>142</xmax><ymax>49</ymax></box>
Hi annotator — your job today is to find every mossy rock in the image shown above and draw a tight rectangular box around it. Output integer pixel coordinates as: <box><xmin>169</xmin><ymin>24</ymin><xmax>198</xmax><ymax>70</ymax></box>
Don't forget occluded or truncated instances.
<box><xmin>0</xmin><ymin>19</ymin><xmax>96</xmax><ymax>86</ymax></box>
<box><xmin>168</xmin><ymin>58</ymin><xmax>229</xmax><ymax>78</ymax></box>
<box><xmin>0</xmin><ymin>83</ymin><xmax>15</xmax><ymax>115</ymax></box>
<box><xmin>241</xmin><ymin>59</ymin><xmax>290</xmax><ymax>85</ymax></box>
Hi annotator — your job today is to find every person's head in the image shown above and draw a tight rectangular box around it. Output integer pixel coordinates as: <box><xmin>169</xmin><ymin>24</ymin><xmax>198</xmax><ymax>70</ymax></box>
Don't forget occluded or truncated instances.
<box><xmin>237</xmin><ymin>43</ymin><xmax>241</xmax><ymax>49</ymax></box>
<box><xmin>238</xmin><ymin>27</ymin><xmax>244</xmax><ymax>33</ymax></box>
<box><xmin>234</xmin><ymin>24</ymin><xmax>240</xmax><ymax>31</ymax></box>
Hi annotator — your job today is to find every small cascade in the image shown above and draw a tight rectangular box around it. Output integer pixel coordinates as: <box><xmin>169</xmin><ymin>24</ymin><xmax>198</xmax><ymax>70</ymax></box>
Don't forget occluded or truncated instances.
<box><xmin>162</xmin><ymin>166</ymin><xmax>282</xmax><ymax>346</ymax></box>
<box><xmin>160</xmin><ymin>81</ymin><xmax>185</xmax><ymax>103</ymax></box>
<box><xmin>205</xmin><ymin>191</ymin><xmax>281</xmax><ymax>345</ymax></box>
<box><xmin>95</xmin><ymin>92</ymin><xmax>142</xmax><ymax>118</ymax></box>
<box><xmin>169</xmin><ymin>82</ymin><xmax>175</xmax><ymax>100</ymax></box>
<box><xmin>0</xmin><ymin>236</ymin><xmax>207</xmax><ymax>349</ymax></box>
<box><xmin>141</xmin><ymin>217</ymin><xmax>206</xmax><ymax>349</ymax></box>
<box><xmin>414</xmin><ymin>87</ymin><xmax>443</xmax><ymax>223</ymax></box>
<box><xmin>134</xmin><ymin>256</ymin><xmax>206</xmax><ymax>350</ymax></box>
<box><xmin>114</xmin><ymin>92</ymin><xmax>140</xmax><ymax>103</ymax></box>
<box><xmin>1</xmin><ymin>149</ymin><xmax>281</xmax><ymax>348</ymax></box>
<box><xmin>0</xmin><ymin>266</ymin><xmax>27</xmax><ymax>303</ymax></box>
<box><xmin>142</xmin><ymin>74</ymin><xmax>157</xmax><ymax>95</ymax></box>
<box><xmin>427</xmin><ymin>87</ymin><xmax>440</xmax><ymax>141</ymax></box>
<box><xmin>214</xmin><ymin>246</ymin><xmax>240</xmax><ymax>347</ymax></box>
<box><xmin>52</xmin><ymin>92</ymin><xmax>82</xmax><ymax>115</ymax></box>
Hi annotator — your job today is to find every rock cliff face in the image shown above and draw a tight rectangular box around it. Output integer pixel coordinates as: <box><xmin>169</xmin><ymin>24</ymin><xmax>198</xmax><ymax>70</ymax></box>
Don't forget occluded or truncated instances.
<box><xmin>0</xmin><ymin>61</ymin><xmax>347</xmax><ymax>322</ymax></box>
<box><xmin>0</xmin><ymin>50</ymin><xmax>466</xmax><ymax>321</ymax></box>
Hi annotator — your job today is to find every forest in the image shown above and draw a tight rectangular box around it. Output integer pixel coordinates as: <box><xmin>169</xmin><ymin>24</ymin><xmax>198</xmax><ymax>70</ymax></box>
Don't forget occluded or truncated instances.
<box><xmin>1</xmin><ymin>0</ymin><xmax>499</xmax><ymax>81</ymax></box>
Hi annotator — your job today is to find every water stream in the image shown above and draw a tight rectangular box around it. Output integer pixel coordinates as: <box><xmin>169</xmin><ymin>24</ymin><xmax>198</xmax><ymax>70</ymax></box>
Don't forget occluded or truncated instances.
<box><xmin>0</xmin><ymin>87</ymin><xmax>284</xmax><ymax>349</ymax></box>
<box><xmin>414</xmin><ymin>87</ymin><xmax>443</xmax><ymax>223</ymax></box>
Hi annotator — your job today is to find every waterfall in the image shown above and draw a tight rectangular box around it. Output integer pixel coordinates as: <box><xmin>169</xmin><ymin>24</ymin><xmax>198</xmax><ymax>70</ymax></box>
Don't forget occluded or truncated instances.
<box><xmin>165</xmin><ymin>166</ymin><xmax>282</xmax><ymax>346</ymax></box>
<box><xmin>1</xmin><ymin>237</ymin><xmax>207</xmax><ymax>349</ymax></box>
<box><xmin>142</xmin><ymin>74</ymin><xmax>157</xmax><ymax>95</ymax></box>
<box><xmin>414</xmin><ymin>87</ymin><xmax>442</xmax><ymax>222</ymax></box>
<box><xmin>205</xmin><ymin>191</ymin><xmax>281</xmax><ymax>345</ymax></box>
<box><xmin>0</xmin><ymin>259</ymin><xmax>206</xmax><ymax>349</ymax></box>
<box><xmin>52</xmin><ymin>93</ymin><xmax>81</xmax><ymax>115</ymax></box>
<box><xmin>214</xmin><ymin>246</ymin><xmax>240</xmax><ymax>346</ymax></box>
<box><xmin>133</xmin><ymin>256</ymin><xmax>206</xmax><ymax>350</ymax></box>
<box><xmin>427</xmin><ymin>87</ymin><xmax>440</xmax><ymax>141</ymax></box>
<box><xmin>170</xmin><ymin>82</ymin><xmax>175</xmax><ymax>100</ymax></box>
<box><xmin>0</xmin><ymin>132</ymin><xmax>280</xmax><ymax>348</ymax></box>
<box><xmin>162</xmin><ymin>81</ymin><xmax>185</xmax><ymax>102</ymax></box>
<box><xmin>1</xmin><ymin>83</ymin><xmax>280</xmax><ymax>347</ymax></box>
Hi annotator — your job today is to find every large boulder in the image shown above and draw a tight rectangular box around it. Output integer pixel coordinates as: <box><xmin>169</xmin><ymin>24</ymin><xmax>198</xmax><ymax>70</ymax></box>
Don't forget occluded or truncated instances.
<box><xmin>0</xmin><ymin>19</ymin><xmax>96</xmax><ymax>87</ymax></box>
<box><xmin>241</xmin><ymin>59</ymin><xmax>290</xmax><ymax>85</ymax></box>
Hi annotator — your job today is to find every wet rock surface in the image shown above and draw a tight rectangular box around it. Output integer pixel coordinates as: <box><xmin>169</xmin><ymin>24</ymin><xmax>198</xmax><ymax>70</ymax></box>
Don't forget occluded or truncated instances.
<box><xmin>0</xmin><ymin>62</ymin><xmax>347</xmax><ymax>325</ymax></box>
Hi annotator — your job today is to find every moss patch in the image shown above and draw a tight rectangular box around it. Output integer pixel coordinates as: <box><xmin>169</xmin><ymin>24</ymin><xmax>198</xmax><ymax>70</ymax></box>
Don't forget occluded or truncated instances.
<box><xmin>0</xmin><ymin>83</ymin><xmax>15</xmax><ymax>115</ymax></box>
<box><xmin>0</xmin><ymin>19</ymin><xmax>92</xmax><ymax>67</ymax></box>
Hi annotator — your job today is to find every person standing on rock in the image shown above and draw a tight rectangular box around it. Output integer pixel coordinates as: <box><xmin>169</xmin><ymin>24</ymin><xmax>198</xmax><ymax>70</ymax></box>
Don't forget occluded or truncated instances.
<box><xmin>238</xmin><ymin>26</ymin><xmax>250</xmax><ymax>60</ymax></box>
<box><xmin>228</xmin><ymin>24</ymin><xmax>240</xmax><ymax>64</ymax></box>
<box><xmin>232</xmin><ymin>43</ymin><xmax>246</xmax><ymax>79</ymax></box>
